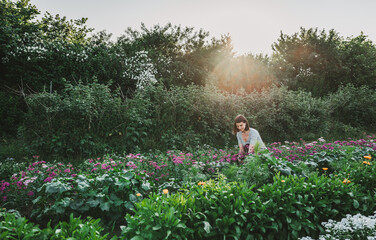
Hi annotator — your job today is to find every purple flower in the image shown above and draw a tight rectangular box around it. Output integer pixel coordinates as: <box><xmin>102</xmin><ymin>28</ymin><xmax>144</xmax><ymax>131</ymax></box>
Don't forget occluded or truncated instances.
<box><xmin>27</xmin><ymin>191</ymin><xmax>34</xmax><ymax>196</ymax></box>
<box><xmin>64</xmin><ymin>168</ymin><xmax>70</xmax><ymax>173</ymax></box>
<box><xmin>91</xmin><ymin>168</ymin><xmax>98</xmax><ymax>172</ymax></box>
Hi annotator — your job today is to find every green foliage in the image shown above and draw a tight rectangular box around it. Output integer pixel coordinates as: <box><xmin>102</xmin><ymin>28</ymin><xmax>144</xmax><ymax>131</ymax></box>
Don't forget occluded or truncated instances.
<box><xmin>0</xmin><ymin>209</ymin><xmax>48</xmax><ymax>240</ymax></box>
<box><xmin>224</xmin><ymin>152</ymin><xmax>272</xmax><ymax>188</ymax></box>
<box><xmin>0</xmin><ymin>210</ymin><xmax>109</xmax><ymax>240</ymax></box>
<box><xmin>117</xmin><ymin>22</ymin><xmax>232</xmax><ymax>88</ymax></box>
<box><xmin>327</xmin><ymin>84</ymin><xmax>376</xmax><ymax>133</ymax></box>
<box><xmin>31</xmin><ymin>170</ymin><xmax>150</xmax><ymax>224</ymax></box>
<box><xmin>0</xmin><ymin>158</ymin><xmax>28</xmax><ymax>181</ymax></box>
<box><xmin>122</xmin><ymin>179</ymin><xmax>263</xmax><ymax>240</ymax></box>
<box><xmin>50</xmin><ymin>213</ymin><xmax>109</xmax><ymax>240</ymax></box>
<box><xmin>257</xmin><ymin>174</ymin><xmax>375</xmax><ymax>239</ymax></box>
<box><xmin>271</xmin><ymin>27</ymin><xmax>376</xmax><ymax>97</ymax></box>
<box><xmin>19</xmin><ymin>81</ymin><xmax>127</xmax><ymax>158</ymax></box>
<box><xmin>246</xmin><ymin>86</ymin><xmax>330</xmax><ymax>142</ymax></box>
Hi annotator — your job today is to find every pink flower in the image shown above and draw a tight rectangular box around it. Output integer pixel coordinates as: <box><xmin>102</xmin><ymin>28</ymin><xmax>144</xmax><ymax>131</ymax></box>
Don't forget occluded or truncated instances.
<box><xmin>27</xmin><ymin>191</ymin><xmax>34</xmax><ymax>196</ymax></box>
<box><xmin>91</xmin><ymin>168</ymin><xmax>98</xmax><ymax>172</ymax></box>
<box><xmin>71</xmin><ymin>174</ymin><xmax>77</xmax><ymax>177</ymax></box>
<box><xmin>64</xmin><ymin>168</ymin><xmax>71</xmax><ymax>173</ymax></box>
<box><xmin>2</xmin><ymin>196</ymin><xmax>7</xmax><ymax>201</ymax></box>
<box><xmin>44</xmin><ymin>177</ymin><xmax>53</xmax><ymax>182</ymax></box>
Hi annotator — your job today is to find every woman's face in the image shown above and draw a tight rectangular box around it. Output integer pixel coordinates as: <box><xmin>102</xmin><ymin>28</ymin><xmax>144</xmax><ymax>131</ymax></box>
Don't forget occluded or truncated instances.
<box><xmin>236</xmin><ymin>122</ymin><xmax>246</xmax><ymax>132</ymax></box>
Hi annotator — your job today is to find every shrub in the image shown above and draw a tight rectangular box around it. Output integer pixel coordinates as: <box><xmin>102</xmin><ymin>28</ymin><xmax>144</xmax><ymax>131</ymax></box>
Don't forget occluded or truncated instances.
<box><xmin>300</xmin><ymin>212</ymin><xmax>376</xmax><ymax>240</ymax></box>
<box><xmin>327</xmin><ymin>84</ymin><xmax>376</xmax><ymax>134</ymax></box>
<box><xmin>121</xmin><ymin>178</ymin><xmax>264</xmax><ymax>240</ymax></box>
<box><xmin>257</xmin><ymin>174</ymin><xmax>375</xmax><ymax>239</ymax></box>
<box><xmin>0</xmin><ymin>209</ymin><xmax>47</xmax><ymax>240</ymax></box>
<box><xmin>19</xmin><ymin>81</ymin><xmax>126</xmax><ymax>158</ymax></box>
<box><xmin>31</xmin><ymin>169</ymin><xmax>150</xmax><ymax>225</ymax></box>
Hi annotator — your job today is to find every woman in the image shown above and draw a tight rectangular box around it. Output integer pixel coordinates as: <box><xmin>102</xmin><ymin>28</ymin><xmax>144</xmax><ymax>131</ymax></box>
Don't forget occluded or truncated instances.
<box><xmin>233</xmin><ymin>114</ymin><xmax>266</xmax><ymax>156</ymax></box>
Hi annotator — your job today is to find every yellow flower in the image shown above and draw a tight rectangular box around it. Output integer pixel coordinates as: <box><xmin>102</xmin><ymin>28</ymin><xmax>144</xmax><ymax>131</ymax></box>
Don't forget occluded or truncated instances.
<box><xmin>108</xmin><ymin>133</ymin><xmax>112</xmax><ymax>136</ymax></box>
<box><xmin>364</xmin><ymin>155</ymin><xmax>372</xmax><ymax>160</ymax></box>
<box><xmin>136</xmin><ymin>193</ymin><xmax>141</xmax><ymax>197</ymax></box>
<box><xmin>363</xmin><ymin>161</ymin><xmax>371</xmax><ymax>165</ymax></box>
<box><xmin>342</xmin><ymin>179</ymin><xmax>351</xmax><ymax>184</ymax></box>
<box><xmin>198</xmin><ymin>181</ymin><xmax>206</xmax><ymax>186</ymax></box>
<box><xmin>322</xmin><ymin>168</ymin><xmax>328</xmax><ymax>171</ymax></box>
<box><xmin>281</xmin><ymin>180</ymin><xmax>285</xmax><ymax>183</ymax></box>
<box><xmin>163</xmin><ymin>189</ymin><xmax>169</xmax><ymax>194</ymax></box>
<box><xmin>118</xmin><ymin>132</ymin><xmax>122</xmax><ymax>135</ymax></box>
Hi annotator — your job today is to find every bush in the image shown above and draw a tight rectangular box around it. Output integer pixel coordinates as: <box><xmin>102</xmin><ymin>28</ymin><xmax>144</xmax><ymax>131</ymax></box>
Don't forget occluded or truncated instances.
<box><xmin>327</xmin><ymin>84</ymin><xmax>376</xmax><ymax>134</ymax></box>
<box><xmin>19</xmin><ymin>81</ymin><xmax>127</xmax><ymax>158</ymax></box>
<box><xmin>31</xmin><ymin>169</ymin><xmax>150</xmax><ymax>225</ymax></box>
<box><xmin>0</xmin><ymin>209</ymin><xmax>47</xmax><ymax>240</ymax></box>
<box><xmin>0</xmin><ymin>209</ymin><xmax>109</xmax><ymax>240</ymax></box>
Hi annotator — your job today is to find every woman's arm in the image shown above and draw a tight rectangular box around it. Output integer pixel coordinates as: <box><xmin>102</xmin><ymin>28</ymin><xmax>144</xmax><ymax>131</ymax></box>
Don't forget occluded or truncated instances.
<box><xmin>238</xmin><ymin>144</ymin><xmax>244</xmax><ymax>154</ymax></box>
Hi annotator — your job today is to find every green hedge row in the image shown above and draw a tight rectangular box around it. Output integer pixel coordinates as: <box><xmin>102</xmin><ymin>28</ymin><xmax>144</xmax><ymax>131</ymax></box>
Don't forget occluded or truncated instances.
<box><xmin>18</xmin><ymin>82</ymin><xmax>376</xmax><ymax>158</ymax></box>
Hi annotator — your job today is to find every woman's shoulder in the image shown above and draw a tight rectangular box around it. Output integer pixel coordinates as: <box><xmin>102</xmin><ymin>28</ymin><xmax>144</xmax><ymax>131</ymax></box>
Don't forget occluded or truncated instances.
<box><xmin>249</xmin><ymin>128</ymin><xmax>260</xmax><ymax>134</ymax></box>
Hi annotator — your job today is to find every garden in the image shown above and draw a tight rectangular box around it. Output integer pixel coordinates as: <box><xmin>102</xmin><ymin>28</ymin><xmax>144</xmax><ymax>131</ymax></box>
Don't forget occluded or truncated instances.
<box><xmin>1</xmin><ymin>136</ymin><xmax>376</xmax><ymax>239</ymax></box>
<box><xmin>2</xmin><ymin>0</ymin><xmax>376</xmax><ymax>239</ymax></box>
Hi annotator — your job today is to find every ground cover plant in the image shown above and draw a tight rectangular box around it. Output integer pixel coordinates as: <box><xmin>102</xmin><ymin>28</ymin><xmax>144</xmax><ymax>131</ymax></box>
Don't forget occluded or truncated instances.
<box><xmin>1</xmin><ymin>136</ymin><xmax>375</xmax><ymax>238</ymax></box>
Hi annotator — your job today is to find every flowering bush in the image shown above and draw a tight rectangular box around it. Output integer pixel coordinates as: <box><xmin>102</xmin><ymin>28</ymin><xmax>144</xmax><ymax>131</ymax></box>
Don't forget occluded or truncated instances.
<box><xmin>300</xmin><ymin>212</ymin><xmax>376</xmax><ymax>240</ymax></box>
<box><xmin>0</xmin><ymin>157</ymin><xmax>79</xmax><ymax>215</ymax></box>
<box><xmin>268</xmin><ymin>136</ymin><xmax>376</xmax><ymax>162</ymax></box>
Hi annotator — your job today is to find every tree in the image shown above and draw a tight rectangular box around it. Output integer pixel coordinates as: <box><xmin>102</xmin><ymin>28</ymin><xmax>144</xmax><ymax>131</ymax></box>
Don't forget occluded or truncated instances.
<box><xmin>339</xmin><ymin>33</ymin><xmax>376</xmax><ymax>89</ymax></box>
<box><xmin>115</xmin><ymin>23</ymin><xmax>233</xmax><ymax>90</ymax></box>
<box><xmin>270</xmin><ymin>27</ymin><xmax>376</xmax><ymax>96</ymax></box>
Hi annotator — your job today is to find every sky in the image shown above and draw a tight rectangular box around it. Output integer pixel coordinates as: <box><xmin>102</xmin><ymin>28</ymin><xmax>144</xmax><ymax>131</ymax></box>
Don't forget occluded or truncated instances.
<box><xmin>28</xmin><ymin>0</ymin><xmax>376</xmax><ymax>56</ymax></box>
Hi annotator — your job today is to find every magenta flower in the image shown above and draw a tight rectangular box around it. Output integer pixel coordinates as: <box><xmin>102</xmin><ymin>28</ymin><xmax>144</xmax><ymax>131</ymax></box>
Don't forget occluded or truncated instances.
<box><xmin>44</xmin><ymin>177</ymin><xmax>53</xmax><ymax>182</ymax></box>
<box><xmin>91</xmin><ymin>168</ymin><xmax>98</xmax><ymax>172</ymax></box>
<box><xmin>27</xmin><ymin>191</ymin><xmax>34</xmax><ymax>196</ymax></box>
<box><xmin>64</xmin><ymin>168</ymin><xmax>71</xmax><ymax>173</ymax></box>
<box><xmin>71</xmin><ymin>174</ymin><xmax>77</xmax><ymax>177</ymax></box>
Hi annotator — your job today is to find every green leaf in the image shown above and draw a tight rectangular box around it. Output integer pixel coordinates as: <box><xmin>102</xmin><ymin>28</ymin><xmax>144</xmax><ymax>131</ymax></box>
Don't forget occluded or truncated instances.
<box><xmin>87</xmin><ymin>199</ymin><xmax>100</xmax><ymax>207</ymax></box>
<box><xmin>124</xmin><ymin>201</ymin><xmax>134</xmax><ymax>210</ymax></box>
<box><xmin>142</xmin><ymin>182</ymin><xmax>151</xmax><ymax>191</ymax></box>
<box><xmin>100</xmin><ymin>202</ymin><xmax>110</xmax><ymax>211</ymax></box>
<box><xmin>291</xmin><ymin>221</ymin><xmax>301</xmax><ymax>231</ymax></box>
<box><xmin>32</xmin><ymin>196</ymin><xmax>41</xmax><ymax>204</ymax></box>
<box><xmin>129</xmin><ymin>194</ymin><xmax>138</xmax><ymax>203</ymax></box>
<box><xmin>353</xmin><ymin>199</ymin><xmax>360</xmax><ymax>209</ymax></box>
<box><xmin>203</xmin><ymin>221</ymin><xmax>211</xmax><ymax>233</ymax></box>
<box><xmin>130</xmin><ymin>237</ymin><xmax>144</xmax><ymax>240</ymax></box>
<box><xmin>152</xmin><ymin>225</ymin><xmax>162</xmax><ymax>230</ymax></box>
<box><xmin>124</xmin><ymin>171</ymin><xmax>135</xmax><ymax>180</ymax></box>
<box><xmin>70</xmin><ymin>199</ymin><xmax>84</xmax><ymax>210</ymax></box>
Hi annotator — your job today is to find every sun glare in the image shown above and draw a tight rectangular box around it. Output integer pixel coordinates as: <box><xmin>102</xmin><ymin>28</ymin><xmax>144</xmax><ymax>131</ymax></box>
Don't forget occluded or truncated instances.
<box><xmin>210</xmin><ymin>55</ymin><xmax>273</xmax><ymax>93</ymax></box>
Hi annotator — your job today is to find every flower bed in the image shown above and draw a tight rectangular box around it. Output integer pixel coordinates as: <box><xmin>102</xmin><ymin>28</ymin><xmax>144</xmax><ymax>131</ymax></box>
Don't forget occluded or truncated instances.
<box><xmin>1</xmin><ymin>136</ymin><xmax>376</xmax><ymax>238</ymax></box>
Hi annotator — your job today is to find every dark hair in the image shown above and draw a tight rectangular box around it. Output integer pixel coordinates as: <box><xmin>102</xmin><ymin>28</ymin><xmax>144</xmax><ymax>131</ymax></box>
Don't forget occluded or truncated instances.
<box><xmin>232</xmin><ymin>114</ymin><xmax>250</xmax><ymax>135</ymax></box>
